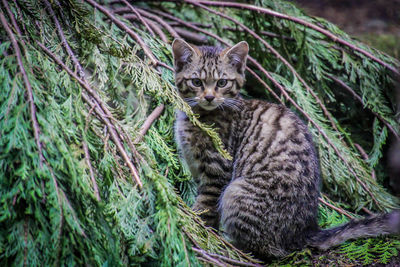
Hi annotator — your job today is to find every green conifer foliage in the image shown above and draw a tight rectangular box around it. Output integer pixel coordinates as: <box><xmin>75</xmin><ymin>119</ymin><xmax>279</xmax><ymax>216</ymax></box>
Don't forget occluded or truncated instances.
<box><xmin>0</xmin><ymin>0</ymin><xmax>399</xmax><ymax>265</ymax></box>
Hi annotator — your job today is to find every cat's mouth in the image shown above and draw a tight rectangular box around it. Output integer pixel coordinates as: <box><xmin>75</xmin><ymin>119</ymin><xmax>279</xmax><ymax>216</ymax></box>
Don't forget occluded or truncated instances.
<box><xmin>199</xmin><ymin>102</ymin><xmax>219</xmax><ymax>111</ymax></box>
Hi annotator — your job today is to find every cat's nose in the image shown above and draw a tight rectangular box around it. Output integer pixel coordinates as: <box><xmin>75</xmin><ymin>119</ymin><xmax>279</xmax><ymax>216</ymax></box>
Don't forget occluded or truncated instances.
<box><xmin>204</xmin><ymin>95</ymin><xmax>215</xmax><ymax>102</ymax></box>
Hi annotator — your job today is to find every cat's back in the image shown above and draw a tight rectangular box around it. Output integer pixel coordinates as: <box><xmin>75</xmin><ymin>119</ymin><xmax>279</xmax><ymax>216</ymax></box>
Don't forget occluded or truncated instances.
<box><xmin>236</xmin><ymin>99</ymin><xmax>320</xmax><ymax>187</ymax></box>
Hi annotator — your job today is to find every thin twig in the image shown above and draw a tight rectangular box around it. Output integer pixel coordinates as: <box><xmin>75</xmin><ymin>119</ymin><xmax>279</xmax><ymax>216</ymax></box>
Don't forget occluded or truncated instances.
<box><xmin>37</xmin><ymin>41</ymin><xmax>143</xmax><ymax>188</ymax></box>
<box><xmin>84</xmin><ymin>0</ymin><xmax>158</xmax><ymax>65</ymax></box>
<box><xmin>319</xmin><ymin>196</ymin><xmax>354</xmax><ymax>219</ymax></box>
<box><xmin>0</xmin><ymin>8</ymin><xmax>44</xmax><ymax>167</ymax></box>
<box><xmin>188</xmin><ymin>0</ymin><xmax>340</xmax><ymax>133</ymax></box>
<box><xmin>120</xmin><ymin>0</ymin><xmax>155</xmax><ymax>36</ymax></box>
<box><xmin>190</xmin><ymin>0</ymin><xmax>400</xmax><ymax>76</ymax></box>
<box><xmin>329</xmin><ymin>75</ymin><xmax>400</xmax><ymax>140</ymax></box>
<box><xmin>135</xmin><ymin>104</ymin><xmax>165</xmax><ymax>143</ymax></box>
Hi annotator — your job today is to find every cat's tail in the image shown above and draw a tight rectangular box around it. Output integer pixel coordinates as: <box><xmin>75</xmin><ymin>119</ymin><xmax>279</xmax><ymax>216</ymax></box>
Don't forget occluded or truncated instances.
<box><xmin>308</xmin><ymin>210</ymin><xmax>400</xmax><ymax>250</ymax></box>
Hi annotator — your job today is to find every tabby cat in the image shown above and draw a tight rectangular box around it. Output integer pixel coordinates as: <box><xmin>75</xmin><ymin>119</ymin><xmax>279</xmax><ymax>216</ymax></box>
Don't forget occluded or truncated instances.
<box><xmin>172</xmin><ymin>38</ymin><xmax>400</xmax><ymax>259</ymax></box>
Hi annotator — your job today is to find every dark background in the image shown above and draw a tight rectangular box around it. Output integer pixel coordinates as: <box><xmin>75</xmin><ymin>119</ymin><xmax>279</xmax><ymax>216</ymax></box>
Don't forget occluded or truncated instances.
<box><xmin>292</xmin><ymin>0</ymin><xmax>400</xmax><ymax>59</ymax></box>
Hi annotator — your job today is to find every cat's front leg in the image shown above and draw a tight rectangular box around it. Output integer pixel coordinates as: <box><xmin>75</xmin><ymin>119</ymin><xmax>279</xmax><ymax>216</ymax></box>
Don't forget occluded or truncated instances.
<box><xmin>192</xmin><ymin>176</ymin><xmax>226</xmax><ymax>229</ymax></box>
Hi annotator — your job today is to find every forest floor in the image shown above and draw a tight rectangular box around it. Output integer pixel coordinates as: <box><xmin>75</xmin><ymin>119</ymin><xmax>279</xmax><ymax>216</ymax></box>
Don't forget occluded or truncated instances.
<box><xmin>292</xmin><ymin>0</ymin><xmax>400</xmax><ymax>59</ymax></box>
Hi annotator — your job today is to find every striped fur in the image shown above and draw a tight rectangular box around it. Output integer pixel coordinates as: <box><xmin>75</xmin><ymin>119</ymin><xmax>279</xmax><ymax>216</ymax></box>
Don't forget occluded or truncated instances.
<box><xmin>172</xmin><ymin>39</ymin><xmax>400</xmax><ymax>259</ymax></box>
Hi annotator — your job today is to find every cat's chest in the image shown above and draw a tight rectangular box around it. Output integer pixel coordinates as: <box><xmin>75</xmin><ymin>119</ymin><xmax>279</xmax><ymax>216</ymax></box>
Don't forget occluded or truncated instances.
<box><xmin>175</xmin><ymin>110</ymin><xmax>239</xmax><ymax>178</ymax></box>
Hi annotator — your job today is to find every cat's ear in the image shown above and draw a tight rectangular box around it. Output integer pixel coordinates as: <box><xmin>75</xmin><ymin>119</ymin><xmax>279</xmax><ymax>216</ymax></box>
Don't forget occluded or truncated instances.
<box><xmin>172</xmin><ymin>38</ymin><xmax>200</xmax><ymax>72</ymax></box>
<box><xmin>222</xmin><ymin>41</ymin><xmax>249</xmax><ymax>74</ymax></box>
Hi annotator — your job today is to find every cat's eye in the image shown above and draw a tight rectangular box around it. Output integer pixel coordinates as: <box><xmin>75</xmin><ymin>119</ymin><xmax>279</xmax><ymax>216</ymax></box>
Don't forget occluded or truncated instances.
<box><xmin>191</xmin><ymin>78</ymin><xmax>202</xmax><ymax>87</ymax></box>
<box><xmin>217</xmin><ymin>79</ymin><xmax>227</xmax><ymax>87</ymax></box>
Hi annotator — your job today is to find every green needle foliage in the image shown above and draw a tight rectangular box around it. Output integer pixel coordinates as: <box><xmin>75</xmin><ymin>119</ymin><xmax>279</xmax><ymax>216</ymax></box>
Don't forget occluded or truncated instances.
<box><xmin>0</xmin><ymin>0</ymin><xmax>399</xmax><ymax>266</ymax></box>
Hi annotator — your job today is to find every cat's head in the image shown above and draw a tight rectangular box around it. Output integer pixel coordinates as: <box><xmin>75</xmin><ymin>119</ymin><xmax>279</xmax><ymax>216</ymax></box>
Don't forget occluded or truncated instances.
<box><xmin>172</xmin><ymin>39</ymin><xmax>248</xmax><ymax>111</ymax></box>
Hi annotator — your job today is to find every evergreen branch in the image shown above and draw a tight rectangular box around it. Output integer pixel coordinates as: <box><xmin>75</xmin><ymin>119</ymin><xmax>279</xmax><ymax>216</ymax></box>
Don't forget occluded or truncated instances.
<box><xmin>83</xmin><ymin>138</ymin><xmax>101</xmax><ymax>201</ymax></box>
<box><xmin>120</xmin><ymin>0</ymin><xmax>155</xmax><ymax>37</ymax></box>
<box><xmin>190</xmin><ymin>0</ymin><xmax>400</xmax><ymax>76</ymax></box>
<box><xmin>146</xmin><ymin>9</ymin><xmax>293</xmax><ymax>41</ymax></box>
<box><xmin>187</xmin><ymin>0</ymin><xmax>341</xmax><ymax>133</ymax></box>
<box><xmin>84</xmin><ymin>0</ymin><xmax>159</xmax><ymax>65</ymax></box>
<box><xmin>181</xmin><ymin>206</ymin><xmax>261</xmax><ymax>264</ymax></box>
<box><xmin>328</xmin><ymin>75</ymin><xmax>400</xmax><ymax>140</ymax></box>
<box><xmin>143</xmin><ymin>8</ymin><xmax>224</xmax><ymax>44</ymax></box>
<box><xmin>354</xmin><ymin>143</ymin><xmax>376</xmax><ymax>181</ymax></box>
<box><xmin>36</xmin><ymin>41</ymin><xmax>143</xmax><ymax>188</ymax></box>
<box><xmin>135</xmin><ymin>104</ymin><xmax>165</xmax><ymax>143</ymax></box>
<box><xmin>0</xmin><ymin>5</ymin><xmax>44</xmax><ymax>167</ymax></box>
<box><xmin>3</xmin><ymin>0</ymin><xmax>26</xmax><ymax>46</ymax></box>
<box><xmin>43</xmin><ymin>0</ymin><xmax>85</xmax><ymax>78</ymax></box>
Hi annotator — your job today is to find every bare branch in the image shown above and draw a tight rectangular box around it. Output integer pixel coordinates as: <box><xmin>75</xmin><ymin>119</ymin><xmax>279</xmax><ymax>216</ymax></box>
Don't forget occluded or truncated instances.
<box><xmin>120</xmin><ymin>0</ymin><xmax>155</xmax><ymax>36</ymax></box>
<box><xmin>136</xmin><ymin>8</ymin><xmax>180</xmax><ymax>40</ymax></box>
<box><xmin>319</xmin><ymin>196</ymin><xmax>355</xmax><ymax>219</ymax></box>
<box><xmin>135</xmin><ymin>104</ymin><xmax>165</xmax><ymax>143</ymax></box>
